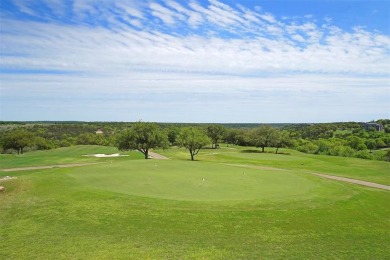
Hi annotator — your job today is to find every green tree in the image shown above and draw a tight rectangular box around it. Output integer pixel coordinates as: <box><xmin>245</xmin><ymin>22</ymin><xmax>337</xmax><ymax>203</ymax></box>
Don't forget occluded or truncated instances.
<box><xmin>206</xmin><ymin>124</ymin><xmax>225</xmax><ymax>149</ymax></box>
<box><xmin>166</xmin><ymin>126</ymin><xmax>180</xmax><ymax>146</ymax></box>
<box><xmin>365</xmin><ymin>139</ymin><xmax>377</xmax><ymax>153</ymax></box>
<box><xmin>116</xmin><ymin>122</ymin><xmax>169</xmax><ymax>159</ymax></box>
<box><xmin>176</xmin><ymin>127</ymin><xmax>210</xmax><ymax>161</ymax></box>
<box><xmin>375</xmin><ymin>138</ymin><xmax>387</xmax><ymax>149</ymax></box>
<box><xmin>315</xmin><ymin>139</ymin><xmax>331</xmax><ymax>155</ymax></box>
<box><xmin>385</xmin><ymin>150</ymin><xmax>390</xmax><ymax>162</ymax></box>
<box><xmin>355</xmin><ymin>150</ymin><xmax>373</xmax><ymax>160</ymax></box>
<box><xmin>347</xmin><ymin>136</ymin><xmax>367</xmax><ymax>151</ymax></box>
<box><xmin>1</xmin><ymin>130</ymin><xmax>35</xmax><ymax>154</ymax></box>
<box><xmin>35</xmin><ymin>136</ymin><xmax>55</xmax><ymax>150</ymax></box>
<box><xmin>296</xmin><ymin>139</ymin><xmax>319</xmax><ymax>154</ymax></box>
<box><xmin>76</xmin><ymin>133</ymin><xmax>99</xmax><ymax>145</ymax></box>
<box><xmin>251</xmin><ymin>126</ymin><xmax>278</xmax><ymax>152</ymax></box>
<box><xmin>223</xmin><ymin>128</ymin><xmax>239</xmax><ymax>147</ymax></box>
<box><xmin>338</xmin><ymin>146</ymin><xmax>356</xmax><ymax>157</ymax></box>
<box><xmin>272</xmin><ymin>130</ymin><xmax>293</xmax><ymax>154</ymax></box>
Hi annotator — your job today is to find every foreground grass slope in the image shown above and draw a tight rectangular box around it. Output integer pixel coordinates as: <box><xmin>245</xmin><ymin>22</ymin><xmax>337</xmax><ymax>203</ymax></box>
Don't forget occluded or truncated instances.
<box><xmin>1</xmin><ymin>146</ymin><xmax>389</xmax><ymax>259</ymax></box>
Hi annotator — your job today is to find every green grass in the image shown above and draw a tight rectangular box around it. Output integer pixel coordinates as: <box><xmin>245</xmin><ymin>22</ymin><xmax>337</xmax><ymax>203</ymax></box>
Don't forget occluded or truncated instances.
<box><xmin>0</xmin><ymin>145</ymin><xmax>143</xmax><ymax>170</ymax></box>
<box><xmin>1</xmin><ymin>145</ymin><xmax>389</xmax><ymax>259</ymax></box>
<box><xmin>68</xmin><ymin>160</ymin><xmax>344</xmax><ymax>203</ymax></box>
<box><xmin>158</xmin><ymin>146</ymin><xmax>390</xmax><ymax>185</ymax></box>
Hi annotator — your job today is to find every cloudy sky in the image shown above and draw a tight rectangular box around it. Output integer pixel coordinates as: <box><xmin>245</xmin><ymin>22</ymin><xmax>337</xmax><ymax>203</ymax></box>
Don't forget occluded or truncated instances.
<box><xmin>0</xmin><ymin>0</ymin><xmax>389</xmax><ymax>123</ymax></box>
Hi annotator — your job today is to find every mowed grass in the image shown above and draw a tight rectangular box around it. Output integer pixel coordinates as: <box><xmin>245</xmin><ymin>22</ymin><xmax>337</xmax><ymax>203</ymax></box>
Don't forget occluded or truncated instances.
<box><xmin>1</xmin><ymin>146</ymin><xmax>389</xmax><ymax>259</ymax></box>
<box><xmin>0</xmin><ymin>145</ymin><xmax>143</xmax><ymax>169</ymax></box>
<box><xmin>68</xmin><ymin>160</ymin><xmax>341</xmax><ymax>202</ymax></box>
<box><xmin>158</xmin><ymin>146</ymin><xmax>390</xmax><ymax>185</ymax></box>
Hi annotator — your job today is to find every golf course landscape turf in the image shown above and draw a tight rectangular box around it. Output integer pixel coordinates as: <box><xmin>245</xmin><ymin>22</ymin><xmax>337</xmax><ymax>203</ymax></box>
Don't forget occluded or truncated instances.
<box><xmin>1</xmin><ymin>145</ymin><xmax>389</xmax><ymax>259</ymax></box>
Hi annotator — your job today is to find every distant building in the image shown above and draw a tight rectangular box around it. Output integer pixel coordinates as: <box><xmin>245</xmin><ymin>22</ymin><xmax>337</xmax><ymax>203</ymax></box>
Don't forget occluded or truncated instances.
<box><xmin>95</xmin><ymin>129</ymin><xmax>104</xmax><ymax>134</ymax></box>
<box><xmin>362</xmin><ymin>122</ymin><xmax>383</xmax><ymax>131</ymax></box>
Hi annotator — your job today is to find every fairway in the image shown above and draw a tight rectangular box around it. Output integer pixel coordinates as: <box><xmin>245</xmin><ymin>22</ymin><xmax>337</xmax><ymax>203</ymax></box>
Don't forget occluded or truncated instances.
<box><xmin>1</xmin><ymin>146</ymin><xmax>389</xmax><ymax>259</ymax></box>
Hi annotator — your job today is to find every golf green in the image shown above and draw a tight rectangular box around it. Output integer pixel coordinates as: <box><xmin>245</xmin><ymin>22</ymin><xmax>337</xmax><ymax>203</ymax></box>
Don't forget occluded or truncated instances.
<box><xmin>68</xmin><ymin>160</ymin><xmax>341</xmax><ymax>202</ymax></box>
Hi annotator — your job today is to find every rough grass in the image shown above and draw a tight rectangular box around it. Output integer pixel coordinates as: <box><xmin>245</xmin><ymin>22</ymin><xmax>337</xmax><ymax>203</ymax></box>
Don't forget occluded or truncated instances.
<box><xmin>1</xmin><ymin>145</ymin><xmax>389</xmax><ymax>259</ymax></box>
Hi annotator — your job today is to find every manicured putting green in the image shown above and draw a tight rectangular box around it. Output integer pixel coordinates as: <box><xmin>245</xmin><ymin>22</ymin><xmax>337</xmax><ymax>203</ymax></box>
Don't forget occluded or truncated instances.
<box><xmin>68</xmin><ymin>160</ymin><xmax>332</xmax><ymax>202</ymax></box>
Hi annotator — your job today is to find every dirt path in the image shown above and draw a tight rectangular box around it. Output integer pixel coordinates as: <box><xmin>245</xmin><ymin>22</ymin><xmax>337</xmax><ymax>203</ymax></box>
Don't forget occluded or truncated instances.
<box><xmin>148</xmin><ymin>152</ymin><xmax>169</xmax><ymax>160</ymax></box>
<box><xmin>313</xmin><ymin>173</ymin><xmax>390</xmax><ymax>191</ymax></box>
<box><xmin>1</xmin><ymin>162</ymin><xmax>102</xmax><ymax>172</ymax></box>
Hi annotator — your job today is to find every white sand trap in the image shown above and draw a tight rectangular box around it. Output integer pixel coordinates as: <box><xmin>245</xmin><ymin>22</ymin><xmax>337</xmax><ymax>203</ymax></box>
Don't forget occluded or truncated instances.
<box><xmin>83</xmin><ymin>154</ymin><xmax>129</xmax><ymax>158</ymax></box>
<box><xmin>0</xmin><ymin>176</ymin><xmax>17</xmax><ymax>181</ymax></box>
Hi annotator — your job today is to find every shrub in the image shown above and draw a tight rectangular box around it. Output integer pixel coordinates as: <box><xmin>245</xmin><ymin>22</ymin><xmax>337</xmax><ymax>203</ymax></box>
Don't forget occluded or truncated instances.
<box><xmin>338</xmin><ymin>146</ymin><xmax>356</xmax><ymax>157</ymax></box>
<box><xmin>372</xmin><ymin>151</ymin><xmax>385</xmax><ymax>161</ymax></box>
<box><xmin>355</xmin><ymin>150</ymin><xmax>373</xmax><ymax>160</ymax></box>
<box><xmin>296</xmin><ymin>141</ymin><xmax>318</xmax><ymax>154</ymax></box>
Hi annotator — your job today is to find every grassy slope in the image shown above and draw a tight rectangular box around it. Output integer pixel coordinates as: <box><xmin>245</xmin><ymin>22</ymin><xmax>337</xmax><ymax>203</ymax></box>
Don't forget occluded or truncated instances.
<box><xmin>0</xmin><ymin>145</ymin><xmax>143</xmax><ymax>170</ymax></box>
<box><xmin>1</xmin><ymin>146</ymin><xmax>389</xmax><ymax>259</ymax></box>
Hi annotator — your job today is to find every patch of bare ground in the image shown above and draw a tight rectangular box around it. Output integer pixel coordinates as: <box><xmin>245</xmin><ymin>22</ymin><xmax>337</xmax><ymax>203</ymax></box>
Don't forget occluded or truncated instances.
<box><xmin>148</xmin><ymin>152</ymin><xmax>169</xmax><ymax>160</ymax></box>
<box><xmin>0</xmin><ymin>176</ymin><xmax>17</xmax><ymax>181</ymax></box>
<box><xmin>0</xmin><ymin>176</ymin><xmax>17</xmax><ymax>193</ymax></box>
<box><xmin>313</xmin><ymin>173</ymin><xmax>390</xmax><ymax>191</ymax></box>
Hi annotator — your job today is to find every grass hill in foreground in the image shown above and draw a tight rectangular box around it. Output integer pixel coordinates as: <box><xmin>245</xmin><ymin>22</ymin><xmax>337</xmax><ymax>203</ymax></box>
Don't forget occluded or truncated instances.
<box><xmin>0</xmin><ymin>145</ymin><xmax>389</xmax><ymax>259</ymax></box>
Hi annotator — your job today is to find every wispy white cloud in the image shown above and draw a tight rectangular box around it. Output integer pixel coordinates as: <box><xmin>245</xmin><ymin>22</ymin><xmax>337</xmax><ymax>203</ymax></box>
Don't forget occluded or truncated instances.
<box><xmin>2</xmin><ymin>13</ymin><xmax>388</xmax><ymax>75</ymax></box>
<box><xmin>115</xmin><ymin>2</ymin><xmax>144</xmax><ymax>19</ymax></box>
<box><xmin>150</xmin><ymin>3</ymin><xmax>178</xmax><ymax>25</ymax></box>
<box><xmin>43</xmin><ymin>0</ymin><xmax>66</xmax><ymax>17</ymax></box>
<box><xmin>12</xmin><ymin>0</ymin><xmax>37</xmax><ymax>16</ymax></box>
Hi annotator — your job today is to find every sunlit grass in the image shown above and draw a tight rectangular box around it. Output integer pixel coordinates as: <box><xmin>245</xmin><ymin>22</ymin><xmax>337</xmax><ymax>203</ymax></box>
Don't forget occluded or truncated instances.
<box><xmin>1</xmin><ymin>145</ymin><xmax>389</xmax><ymax>259</ymax></box>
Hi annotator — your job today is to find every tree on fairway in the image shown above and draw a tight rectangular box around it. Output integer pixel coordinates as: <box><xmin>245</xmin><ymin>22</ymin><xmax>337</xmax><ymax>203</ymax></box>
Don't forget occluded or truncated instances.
<box><xmin>117</xmin><ymin>122</ymin><xmax>169</xmax><ymax>159</ymax></box>
<box><xmin>1</xmin><ymin>130</ymin><xmax>35</xmax><ymax>154</ymax></box>
<box><xmin>272</xmin><ymin>130</ymin><xmax>293</xmax><ymax>154</ymax></box>
<box><xmin>251</xmin><ymin>125</ymin><xmax>278</xmax><ymax>152</ymax></box>
<box><xmin>206</xmin><ymin>124</ymin><xmax>225</xmax><ymax>149</ymax></box>
<box><xmin>176</xmin><ymin>127</ymin><xmax>211</xmax><ymax>161</ymax></box>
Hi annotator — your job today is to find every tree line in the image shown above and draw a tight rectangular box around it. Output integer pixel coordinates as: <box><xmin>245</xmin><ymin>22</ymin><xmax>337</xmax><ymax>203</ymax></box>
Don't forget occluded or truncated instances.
<box><xmin>1</xmin><ymin>120</ymin><xmax>389</xmax><ymax>161</ymax></box>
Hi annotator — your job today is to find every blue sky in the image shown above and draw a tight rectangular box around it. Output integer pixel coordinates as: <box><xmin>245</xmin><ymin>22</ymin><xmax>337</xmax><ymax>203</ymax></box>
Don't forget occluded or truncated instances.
<box><xmin>0</xmin><ymin>0</ymin><xmax>389</xmax><ymax>123</ymax></box>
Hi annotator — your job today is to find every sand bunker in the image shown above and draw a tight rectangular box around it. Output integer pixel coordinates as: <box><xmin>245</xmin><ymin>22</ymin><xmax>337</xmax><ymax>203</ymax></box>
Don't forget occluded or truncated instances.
<box><xmin>0</xmin><ymin>176</ymin><xmax>17</xmax><ymax>181</ymax></box>
<box><xmin>83</xmin><ymin>154</ymin><xmax>128</xmax><ymax>158</ymax></box>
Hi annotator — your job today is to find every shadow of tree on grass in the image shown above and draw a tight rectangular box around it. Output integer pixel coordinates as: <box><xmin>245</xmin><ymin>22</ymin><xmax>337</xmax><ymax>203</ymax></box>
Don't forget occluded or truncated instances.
<box><xmin>241</xmin><ymin>149</ymin><xmax>290</xmax><ymax>155</ymax></box>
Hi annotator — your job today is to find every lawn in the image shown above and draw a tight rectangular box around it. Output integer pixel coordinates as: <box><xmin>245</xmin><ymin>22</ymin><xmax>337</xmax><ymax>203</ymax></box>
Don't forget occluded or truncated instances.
<box><xmin>0</xmin><ymin>145</ymin><xmax>144</xmax><ymax>169</ymax></box>
<box><xmin>1</xmin><ymin>145</ymin><xmax>389</xmax><ymax>259</ymax></box>
<box><xmin>158</xmin><ymin>146</ymin><xmax>390</xmax><ymax>185</ymax></box>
